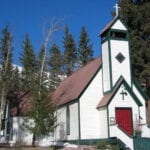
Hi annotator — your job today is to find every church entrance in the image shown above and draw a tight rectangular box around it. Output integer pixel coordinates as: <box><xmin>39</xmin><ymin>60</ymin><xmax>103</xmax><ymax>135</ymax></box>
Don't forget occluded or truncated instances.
<box><xmin>115</xmin><ymin>108</ymin><xmax>133</xmax><ymax>136</ymax></box>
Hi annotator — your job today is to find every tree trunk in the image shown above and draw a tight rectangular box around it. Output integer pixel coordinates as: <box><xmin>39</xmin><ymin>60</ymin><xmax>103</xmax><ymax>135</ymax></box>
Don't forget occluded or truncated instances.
<box><xmin>32</xmin><ymin>134</ymin><xmax>36</xmax><ymax>147</ymax></box>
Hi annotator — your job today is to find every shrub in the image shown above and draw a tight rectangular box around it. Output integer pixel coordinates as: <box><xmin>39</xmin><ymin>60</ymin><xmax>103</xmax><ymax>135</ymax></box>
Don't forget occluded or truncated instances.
<box><xmin>96</xmin><ymin>141</ymin><xmax>107</xmax><ymax>149</ymax></box>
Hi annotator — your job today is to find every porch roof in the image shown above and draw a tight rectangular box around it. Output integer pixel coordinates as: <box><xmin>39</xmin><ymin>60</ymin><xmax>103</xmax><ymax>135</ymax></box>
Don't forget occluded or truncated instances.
<box><xmin>97</xmin><ymin>77</ymin><xmax>143</xmax><ymax>108</ymax></box>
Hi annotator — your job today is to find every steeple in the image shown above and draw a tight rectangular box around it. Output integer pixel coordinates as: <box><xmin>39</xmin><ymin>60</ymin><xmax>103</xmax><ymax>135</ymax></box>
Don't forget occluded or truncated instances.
<box><xmin>100</xmin><ymin>15</ymin><xmax>131</xmax><ymax>94</ymax></box>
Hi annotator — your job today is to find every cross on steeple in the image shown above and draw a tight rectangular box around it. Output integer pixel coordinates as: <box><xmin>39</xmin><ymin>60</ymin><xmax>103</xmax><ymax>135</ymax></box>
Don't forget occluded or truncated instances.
<box><xmin>120</xmin><ymin>90</ymin><xmax>127</xmax><ymax>100</ymax></box>
<box><xmin>114</xmin><ymin>3</ymin><xmax>120</xmax><ymax>16</ymax></box>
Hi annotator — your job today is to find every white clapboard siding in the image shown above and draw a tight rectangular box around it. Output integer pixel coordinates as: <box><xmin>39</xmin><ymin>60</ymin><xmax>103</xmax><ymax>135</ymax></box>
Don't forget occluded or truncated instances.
<box><xmin>12</xmin><ymin>117</ymin><xmax>33</xmax><ymax>145</ymax></box>
<box><xmin>110</xmin><ymin>40</ymin><xmax>131</xmax><ymax>87</ymax></box>
<box><xmin>99</xmin><ymin>107</ymin><xmax>108</xmax><ymax>138</ymax></box>
<box><xmin>110</xmin><ymin>125</ymin><xmax>134</xmax><ymax>150</ymax></box>
<box><xmin>132</xmin><ymin>84</ymin><xmax>147</xmax><ymax>125</ymax></box>
<box><xmin>68</xmin><ymin>102</ymin><xmax>79</xmax><ymax>140</ymax></box>
<box><xmin>55</xmin><ymin>107</ymin><xmax>67</xmax><ymax>141</ymax></box>
<box><xmin>80</xmin><ymin>69</ymin><xmax>103</xmax><ymax>139</ymax></box>
<box><xmin>102</xmin><ymin>41</ymin><xmax>111</xmax><ymax>92</ymax></box>
<box><xmin>111</xmin><ymin>20</ymin><xmax>127</xmax><ymax>31</ymax></box>
<box><xmin>108</xmin><ymin>84</ymin><xmax>139</xmax><ymax>132</ymax></box>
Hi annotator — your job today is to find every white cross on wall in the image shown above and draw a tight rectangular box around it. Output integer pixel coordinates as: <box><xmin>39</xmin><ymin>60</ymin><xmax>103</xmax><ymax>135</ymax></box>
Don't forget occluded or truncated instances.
<box><xmin>114</xmin><ymin>3</ymin><xmax>120</xmax><ymax>16</ymax></box>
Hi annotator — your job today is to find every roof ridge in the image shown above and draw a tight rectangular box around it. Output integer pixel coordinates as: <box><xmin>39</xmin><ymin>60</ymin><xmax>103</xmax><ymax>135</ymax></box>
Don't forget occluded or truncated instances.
<box><xmin>53</xmin><ymin>57</ymin><xmax>101</xmax><ymax>106</ymax></box>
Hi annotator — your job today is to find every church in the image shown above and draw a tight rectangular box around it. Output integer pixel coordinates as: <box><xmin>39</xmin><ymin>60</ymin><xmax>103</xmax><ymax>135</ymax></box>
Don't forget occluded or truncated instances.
<box><xmin>53</xmin><ymin>15</ymin><xmax>150</xmax><ymax>149</ymax></box>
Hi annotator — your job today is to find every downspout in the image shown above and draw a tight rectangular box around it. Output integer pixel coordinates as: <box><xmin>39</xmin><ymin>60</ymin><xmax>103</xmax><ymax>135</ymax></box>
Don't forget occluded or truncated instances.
<box><xmin>107</xmin><ymin>106</ymin><xmax>110</xmax><ymax>138</ymax></box>
<box><xmin>78</xmin><ymin>100</ymin><xmax>81</xmax><ymax>145</ymax></box>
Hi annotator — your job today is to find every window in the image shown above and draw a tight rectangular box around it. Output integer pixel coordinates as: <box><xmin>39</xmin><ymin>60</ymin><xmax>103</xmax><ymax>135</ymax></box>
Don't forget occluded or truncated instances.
<box><xmin>101</xmin><ymin>32</ymin><xmax>107</xmax><ymax>41</ymax></box>
<box><xmin>115</xmin><ymin>52</ymin><xmax>125</xmax><ymax>63</ymax></box>
<box><xmin>66</xmin><ymin>106</ymin><xmax>70</xmax><ymax>135</ymax></box>
<box><xmin>110</xmin><ymin>31</ymin><xmax>127</xmax><ymax>39</ymax></box>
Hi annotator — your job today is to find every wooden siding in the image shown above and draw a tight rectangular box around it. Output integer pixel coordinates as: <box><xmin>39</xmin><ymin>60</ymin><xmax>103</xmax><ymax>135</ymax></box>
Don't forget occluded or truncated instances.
<box><xmin>102</xmin><ymin>41</ymin><xmax>111</xmax><ymax>92</ymax></box>
<box><xmin>132</xmin><ymin>84</ymin><xmax>147</xmax><ymax>124</ymax></box>
<box><xmin>111</xmin><ymin>20</ymin><xmax>127</xmax><ymax>31</ymax></box>
<box><xmin>12</xmin><ymin>117</ymin><xmax>33</xmax><ymax>145</ymax></box>
<box><xmin>110</xmin><ymin>40</ymin><xmax>131</xmax><ymax>87</ymax></box>
<box><xmin>67</xmin><ymin>102</ymin><xmax>79</xmax><ymax>140</ymax></box>
<box><xmin>108</xmin><ymin>84</ymin><xmax>138</xmax><ymax>149</ymax></box>
<box><xmin>99</xmin><ymin>108</ymin><xmax>108</xmax><ymax>138</ymax></box>
<box><xmin>55</xmin><ymin>107</ymin><xmax>67</xmax><ymax>141</ymax></box>
<box><xmin>108</xmin><ymin>84</ymin><xmax>139</xmax><ymax>136</ymax></box>
<box><xmin>132</xmin><ymin>84</ymin><xmax>150</xmax><ymax>137</ymax></box>
<box><xmin>80</xmin><ymin>69</ymin><xmax>103</xmax><ymax>139</ymax></box>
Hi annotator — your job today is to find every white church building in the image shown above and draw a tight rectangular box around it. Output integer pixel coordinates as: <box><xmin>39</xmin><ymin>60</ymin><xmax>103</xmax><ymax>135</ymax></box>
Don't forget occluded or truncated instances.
<box><xmin>1</xmin><ymin>7</ymin><xmax>149</xmax><ymax>150</ymax></box>
<box><xmin>53</xmin><ymin>16</ymin><xmax>150</xmax><ymax>150</ymax></box>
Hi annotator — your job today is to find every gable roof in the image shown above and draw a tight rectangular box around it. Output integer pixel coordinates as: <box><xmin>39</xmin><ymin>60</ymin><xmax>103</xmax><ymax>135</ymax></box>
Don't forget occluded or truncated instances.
<box><xmin>97</xmin><ymin>77</ymin><xmax>143</xmax><ymax>108</ymax></box>
<box><xmin>100</xmin><ymin>16</ymin><xmax>118</xmax><ymax>35</ymax></box>
<box><xmin>100</xmin><ymin>16</ymin><xmax>128</xmax><ymax>36</ymax></box>
<box><xmin>53</xmin><ymin>57</ymin><xmax>101</xmax><ymax>106</ymax></box>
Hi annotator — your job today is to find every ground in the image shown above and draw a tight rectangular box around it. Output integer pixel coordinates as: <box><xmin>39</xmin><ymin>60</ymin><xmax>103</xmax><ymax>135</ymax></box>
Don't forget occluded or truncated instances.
<box><xmin>0</xmin><ymin>147</ymin><xmax>51</xmax><ymax>150</ymax></box>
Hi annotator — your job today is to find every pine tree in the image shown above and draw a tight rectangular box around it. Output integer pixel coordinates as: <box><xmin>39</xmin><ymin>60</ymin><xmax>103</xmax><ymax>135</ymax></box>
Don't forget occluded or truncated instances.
<box><xmin>24</xmin><ymin>79</ymin><xmax>56</xmax><ymax>145</ymax></box>
<box><xmin>20</xmin><ymin>34</ymin><xmax>37</xmax><ymax>91</ymax></box>
<box><xmin>118</xmin><ymin>0</ymin><xmax>150</xmax><ymax>95</ymax></box>
<box><xmin>22</xmin><ymin>22</ymin><xmax>59</xmax><ymax>145</ymax></box>
<box><xmin>0</xmin><ymin>26</ymin><xmax>14</xmax><ymax>136</ymax></box>
<box><xmin>8</xmin><ymin>67</ymin><xmax>22</xmax><ymax>116</ymax></box>
<box><xmin>78</xmin><ymin>26</ymin><xmax>93</xmax><ymax>67</ymax></box>
<box><xmin>48</xmin><ymin>43</ymin><xmax>63</xmax><ymax>91</ymax></box>
<box><xmin>63</xmin><ymin>26</ymin><xmax>77</xmax><ymax>76</ymax></box>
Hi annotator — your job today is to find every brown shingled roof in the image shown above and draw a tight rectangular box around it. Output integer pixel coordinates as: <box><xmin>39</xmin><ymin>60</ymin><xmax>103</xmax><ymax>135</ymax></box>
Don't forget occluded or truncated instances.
<box><xmin>53</xmin><ymin>57</ymin><xmax>101</xmax><ymax>106</ymax></box>
<box><xmin>96</xmin><ymin>77</ymin><xmax>123</xmax><ymax>109</ymax></box>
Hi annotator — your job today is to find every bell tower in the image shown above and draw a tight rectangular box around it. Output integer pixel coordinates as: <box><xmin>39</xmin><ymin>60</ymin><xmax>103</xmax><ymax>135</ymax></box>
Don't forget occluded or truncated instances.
<box><xmin>100</xmin><ymin>16</ymin><xmax>131</xmax><ymax>93</ymax></box>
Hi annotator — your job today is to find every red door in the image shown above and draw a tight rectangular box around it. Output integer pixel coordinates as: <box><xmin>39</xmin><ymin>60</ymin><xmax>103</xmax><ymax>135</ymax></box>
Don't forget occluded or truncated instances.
<box><xmin>115</xmin><ymin>108</ymin><xmax>133</xmax><ymax>136</ymax></box>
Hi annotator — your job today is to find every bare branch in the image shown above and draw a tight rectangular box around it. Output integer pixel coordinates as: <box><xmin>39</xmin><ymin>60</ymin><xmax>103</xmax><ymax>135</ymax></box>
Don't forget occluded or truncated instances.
<box><xmin>39</xmin><ymin>18</ymin><xmax>64</xmax><ymax>89</ymax></box>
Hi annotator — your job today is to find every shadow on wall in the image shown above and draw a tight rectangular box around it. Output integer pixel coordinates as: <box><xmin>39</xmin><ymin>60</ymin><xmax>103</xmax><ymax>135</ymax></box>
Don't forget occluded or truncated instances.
<box><xmin>147</xmin><ymin>100</ymin><xmax>150</xmax><ymax>127</ymax></box>
<box><xmin>59</xmin><ymin>122</ymin><xmax>67</xmax><ymax>141</ymax></box>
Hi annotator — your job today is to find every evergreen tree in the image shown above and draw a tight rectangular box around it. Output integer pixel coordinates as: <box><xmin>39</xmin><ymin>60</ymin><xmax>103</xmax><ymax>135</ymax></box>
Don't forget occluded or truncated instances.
<box><xmin>22</xmin><ymin>23</ymin><xmax>58</xmax><ymax>145</ymax></box>
<box><xmin>8</xmin><ymin>67</ymin><xmax>22</xmax><ymax>116</ymax></box>
<box><xmin>78</xmin><ymin>26</ymin><xmax>93</xmax><ymax>67</ymax></box>
<box><xmin>48</xmin><ymin>43</ymin><xmax>63</xmax><ymax>91</ymax></box>
<box><xmin>24</xmin><ymin>79</ymin><xmax>56</xmax><ymax>146</ymax></box>
<box><xmin>20</xmin><ymin>34</ymin><xmax>37</xmax><ymax>91</ymax></box>
<box><xmin>37</xmin><ymin>45</ymin><xmax>48</xmax><ymax>86</ymax></box>
<box><xmin>0</xmin><ymin>26</ymin><xmax>14</xmax><ymax>135</ymax></box>
<box><xmin>118</xmin><ymin>0</ymin><xmax>150</xmax><ymax>95</ymax></box>
<box><xmin>63</xmin><ymin>26</ymin><xmax>77</xmax><ymax>76</ymax></box>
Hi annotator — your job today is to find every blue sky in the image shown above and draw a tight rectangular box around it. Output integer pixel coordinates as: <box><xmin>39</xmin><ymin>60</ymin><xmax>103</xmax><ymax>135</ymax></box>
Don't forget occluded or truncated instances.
<box><xmin>0</xmin><ymin>0</ymin><xmax>118</xmax><ymax>65</ymax></box>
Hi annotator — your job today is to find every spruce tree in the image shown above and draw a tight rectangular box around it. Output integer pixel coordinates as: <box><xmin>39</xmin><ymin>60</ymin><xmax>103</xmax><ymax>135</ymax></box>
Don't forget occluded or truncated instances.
<box><xmin>63</xmin><ymin>26</ymin><xmax>77</xmax><ymax>76</ymax></box>
<box><xmin>22</xmin><ymin>23</ymin><xmax>58</xmax><ymax>145</ymax></box>
<box><xmin>118</xmin><ymin>0</ymin><xmax>150</xmax><ymax>95</ymax></box>
<box><xmin>48</xmin><ymin>43</ymin><xmax>63</xmax><ymax>91</ymax></box>
<box><xmin>78</xmin><ymin>26</ymin><xmax>93</xmax><ymax>67</ymax></box>
<box><xmin>20</xmin><ymin>34</ymin><xmax>37</xmax><ymax>91</ymax></box>
<box><xmin>0</xmin><ymin>26</ymin><xmax>14</xmax><ymax>135</ymax></box>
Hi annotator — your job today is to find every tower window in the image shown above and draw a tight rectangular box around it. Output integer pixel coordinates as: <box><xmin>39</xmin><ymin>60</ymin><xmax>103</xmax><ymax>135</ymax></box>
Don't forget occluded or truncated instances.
<box><xmin>110</xmin><ymin>31</ymin><xmax>127</xmax><ymax>39</ymax></box>
<box><xmin>101</xmin><ymin>32</ymin><xmax>107</xmax><ymax>41</ymax></box>
<box><xmin>116</xmin><ymin>52</ymin><xmax>125</xmax><ymax>63</ymax></box>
